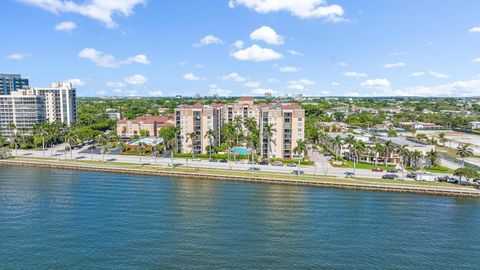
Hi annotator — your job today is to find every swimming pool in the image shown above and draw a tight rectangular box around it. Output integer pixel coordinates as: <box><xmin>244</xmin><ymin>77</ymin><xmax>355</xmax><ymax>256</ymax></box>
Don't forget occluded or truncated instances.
<box><xmin>232</xmin><ymin>147</ymin><xmax>248</xmax><ymax>155</ymax></box>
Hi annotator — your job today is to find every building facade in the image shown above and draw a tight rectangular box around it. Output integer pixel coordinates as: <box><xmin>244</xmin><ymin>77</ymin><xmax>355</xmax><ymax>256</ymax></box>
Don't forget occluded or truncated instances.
<box><xmin>30</xmin><ymin>82</ymin><xmax>77</xmax><ymax>126</ymax></box>
<box><xmin>117</xmin><ymin>115</ymin><xmax>175</xmax><ymax>138</ymax></box>
<box><xmin>0</xmin><ymin>74</ymin><xmax>29</xmax><ymax>95</ymax></box>
<box><xmin>0</xmin><ymin>90</ymin><xmax>45</xmax><ymax>136</ymax></box>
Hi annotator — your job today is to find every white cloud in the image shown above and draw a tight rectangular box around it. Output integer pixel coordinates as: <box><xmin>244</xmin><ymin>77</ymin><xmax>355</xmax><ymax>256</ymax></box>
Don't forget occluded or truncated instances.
<box><xmin>232</xmin><ymin>44</ymin><xmax>282</xmax><ymax>61</ymax></box>
<box><xmin>106</xmin><ymin>81</ymin><xmax>127</xmax><ymax>88</ymax></box>
<box><xmin>388</xmin><ymin>79</ymin><xmax>480</xmax><ymax>97</ymax></box>
<box><xmin>321</xmin><ymin>90</ymin><xmax>330</xmax><ymax>95</ymax></box>
<box><xmin>250</xmin><ymin>26</ymin><xmax>284</xmax><ymax>45</ymax></box>
<box><xmin>268</xmin><ymin>78</ymin><xmax>279</xmax><ymax>83</ymax></box>
<box><xmin>148</xmin><ymin>90</ymin><xmax>163</xmax><ymax>96</ymax></box>
<box><xmin>178</xmin><ymin>61</ymin><xmax>187</xmax><ymax>66</ymax></box>
<box><xmin>112</xmin><ymin>88</ymin><xmax>123</xmax><ymax>94</ymax></box>
<box><xmin>288</xmin><ymin>50</ymin><xmax>303</xmax><ymax>57</ymax></box>
<box><xmin>234</xmin><ymin>40</ymin><xmax>244</xmax><ymax>49</ymax></box>
<box><xmin>360</xmin><ymin>78</ymin><xmax>391</xmax><ymax>89</ymax></box>
<box><xmin>209</xmin><ymin>84</ymin><xmax>232</xmax><ymax>97</ymax></box>
<box><xmin>7</xmin><ymin>53</ymin><xmax>31</xmax><ymax>60</ymax></box>
<box><xmin>250</xmin><ymin>88</ymin><xmax>278</xmax><ymax>95</ymax></box>
<box><xmin>472</xmin><ymin>57</ymin><xmax>480</xmax><ymax>63</ymax></box>
<box><xmin>54</xmin><ymin>21</ymin><xmax>77</xmax><ymax>32</ymax></box>
<box><xmin>429</xmin><ymin>71</ymin><xmax>449</xmax><ymax>78</ymax></box>
<box><xmin>245</xmin><ymin>81</ymin><xmax>261</xmax><ymax>88</ymax></box>
<box><xmin>183</xmin><ymin>73</ymin><xmax>204</xmax><ymax>81</ymax></box>
<box><xmin>194</xmin><ymin>35</ymin><xmax>224</xmax><ymax>47</ymax></box>
<box><xmin>78</xmin><ymin>48</ymin><xmax>149</xmax><ymax>68</ymax></box>
<box><xmin>195</xmin><ymin>64</ymin><xmax>204</xmax><ymax>68</ymax></box>
<box><xmin>383</xmin><ymin>62</ymin><xmax>406</xmax><ymax>68</ymax></box>
<box><xmin>222</xmin><ymin>72</ymin><xmax>247</xmax><ymax>82</ymax></box>
<box><xmin>65</xmin><ymin>78</ymin><xmax>85</xmax><ymax>86</ymax></box>
<box><xmin>124</xmin><ymin>74</ymin><xmax>148</xmax><ymax>85</ymax></box>
<box><xmin>331</xmin><ymin>81</ymin><xmax>339</xmax><ymax>86</ymax></box>
<box><xmin>19</xmin><ymin>0</ymin><xmax>145</xmax><ymax>28</ymax></box>
<box><xmin>469</xmin><ymin>27</ymin><xmax>480</xmax><ymax>33</ymax></box>
<box><xmin>286</xmin><ymin>79</ymin><xmax>315</xmax><ymax>90</ymax></box>
<box><xmin>278</xmin><ymin>66</ymin><xmax>302</xmax><ymax>73</ymax></box>
<box><xmin>96</xmin><ymin>90</ymin><xmax>107</xmax><ymax>96</ymax></box>
<box><xmin>342</xmin><ymin>71</ymin><xmax>367</xmax><ymax>77</ymax></box>
<box><xmin>335</xmin><ymin>61</ymin><xmax>348</xmax><ymax>67</ymax></box>
<box><xmin>229</xmin><ymin>0</ymin><xmax>345</xmax><ymax>21</ymax></box>
<box><xmin>411</xmin><ymin>72</ymin><xmax>425</xmax><ymax>77</ymax></box>
<box><xmin>344</xmin><ymin>92</ymin><xmax>362</xmax><ymax>97</ymax></box>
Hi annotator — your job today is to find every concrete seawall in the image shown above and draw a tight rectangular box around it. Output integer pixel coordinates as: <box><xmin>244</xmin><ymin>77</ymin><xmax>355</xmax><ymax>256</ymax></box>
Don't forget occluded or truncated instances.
<box><xmin>1</xmin><ymin>160</ymin><xmax>479</xmax><ymax>198</ymax></box>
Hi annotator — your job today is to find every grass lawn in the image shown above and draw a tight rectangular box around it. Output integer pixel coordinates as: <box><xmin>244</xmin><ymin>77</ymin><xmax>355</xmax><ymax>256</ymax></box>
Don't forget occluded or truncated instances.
<box><xmin>334</xmin><ymin>161</ymin><xmax>454</xmax><ymax>174</ymax></box>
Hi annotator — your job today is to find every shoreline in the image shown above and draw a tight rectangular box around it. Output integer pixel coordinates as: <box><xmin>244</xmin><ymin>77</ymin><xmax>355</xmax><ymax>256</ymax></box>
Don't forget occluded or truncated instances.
<box><xmin>1</xmin><ymin>159</ymin><xmax>479</xmax><ymax>198</ymax></box>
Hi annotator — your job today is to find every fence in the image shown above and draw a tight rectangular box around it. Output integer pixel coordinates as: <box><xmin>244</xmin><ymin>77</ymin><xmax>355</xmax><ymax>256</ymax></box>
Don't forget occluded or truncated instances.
<box><xmin>440</xmin><ymin>153</ymin><xmax>480</xmax><ymax>171</ymax></box>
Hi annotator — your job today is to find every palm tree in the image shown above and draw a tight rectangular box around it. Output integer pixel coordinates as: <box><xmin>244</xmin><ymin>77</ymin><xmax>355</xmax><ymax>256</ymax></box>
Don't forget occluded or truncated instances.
<box><xmin>10</xmin><ymin>132</ymin><xmax>20</xmax><ymax>157</ymax></box>
<box><xmin>293</xmin><ymin>139</ymin><xmax>308</xmax><ymax>175</ymax></box>
<box><xmin>96</xmin><ymin>133</ymin><xmax>108</xmax><ymax>162</ymax></box>
<box><xmin>427</xmin><ymin>137</ymin><xmax>437</xmax><ymax>146</ymax></box>
<box><xmin>374</xmin><ymin>142</ymin><xmax>385</xmax><ymax>166</ymax></box>
<box><xmin>383</xmin><ymin>140</ymin><xmax>395</xmax><ymax>167</ymax></box>
<box><xmin>411</xmin><ymin>150</ymin><xmax>423</xmax><ymax>168</ymax></box>
<box><xmin>262</xmin><ymin>123</ymin><xmax>276</xmax><ymax>159</ymax></box>
<box><xmin>63</xmin><ymin>128</ymin><xmax>77</xmax><ymax>160</ymax></box>
<box><xmin>205</xmin><ymin>129</ymin><xmax>216</xmax><ymax>159</ymax></box>
<box><xmin>397</xmin><ymin>145</ymin><xmax>410</xmax><ymax>179</ymax></box>
<box><xmin>344</xmin><ymin>135</ymin><xmax>355</xmax><ymax>160</ymax></box>
<box><xmin>233</xmin><ymin>115</ymin><xmax>243</xmax><ymax>145</ymax></box>
<box><xmin>456</xmin><ymin>143</ymin><xmax>474</xmax><ymax>168</ymax></box>
<box><xmin>186</xmin><ymin>131</ymin><xmax>196</xmax><ymax>160</ymax></box>
<box><xmin>426</xmin><ymin>149</ymin><xmax>439</xmax><ymax>167</ymax></box>
<box><xmin>410</xmin><ymin>127</ymin><xmax>417</xmax><ymax>137</ymax></box>
<box><xmin>138</xmin><ymin>142</ymin><xmax>147</xmax><ymax>165</ymax></box>
<box><xmin>387</xmin><ymin>126</ymin><xmax>398</xmax><ymax>137</ymax></box>
<box><xmin>332</xmin><ymin>135</ymin><xmax>343</xmax><ymax>158</ymax></box>
<box><xmin>438</xmin><ymin>133</ymin><xmax>447</xmax><ymax>146</ymax></box>
<box><xmin>350</xmin><ymin>140</ymin><xmax>366</xmax><ymax>177</ymax></box>
<box><xmin>37</xmin><ymin>124</ymin><xmax>49</xmax><ymax>157</ymax></box>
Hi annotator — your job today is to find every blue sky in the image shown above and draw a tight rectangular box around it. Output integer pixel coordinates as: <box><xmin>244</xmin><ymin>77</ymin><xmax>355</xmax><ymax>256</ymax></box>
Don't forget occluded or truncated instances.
<box><xmin>1</xmin><ymin>0</ymin><xmax>480</xmax><ymax>97</ymax></box>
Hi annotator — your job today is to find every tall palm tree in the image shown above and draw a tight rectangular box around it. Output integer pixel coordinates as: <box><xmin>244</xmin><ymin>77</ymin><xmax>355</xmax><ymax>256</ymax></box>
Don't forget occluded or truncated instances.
<box><xmin>426</xmin><ymin>149</ymin><xmax>439</xmax><ymax>167</ymax></box>
<box><xmin>383</xmin><ymin>140</ymin><xmax>395</xmax><ymax>167</ymax></box>
<box><xmin>96</xmin><ymin>133</ymin><xmax>108</xmax><ymax>162</ymax></box>
<box><xmin>332</xmin><ymin>135</ymin><xmax>343</xmax><ymax>158</ymax></box>
<box><xmin>387</xmin><ymin>126</ymin><xmax>398</xmax><ymax>137</ymax></box>
<box><xmin>397</xmin><ymin>145</ymin><xmax>410</xmax><ymax>179</ymax></box>
<box><xmin>37</xmin><ymin>123</ymin><xmax>49</xmax><ymax>157</ymax></box>
<box><xmin>138</xmin><ymin>142</ymin><xmax>147</xmax><ymax>165</ymax></box>
<box><xmin>63</xmin><ymin>128</ymin><xmax>77</xmax><ymax>160</ymax></box>
<box><xmin>186</xmin><ymin>131</ymin><xmax>197</xmax><ymax>159</ymax></box>
<box><xmin>456</xmin><ymin>143</ymin><xmax>474</xmax><ymax>168</ymax></box>
<box><xmin>411</xmin><ymin>150</ymin><xmax>423</xmax><ymax>168</ymax></box>
<box><xmin>262</xmin><ymin>123</ymin><xmax>276</xmax><ymax>159</ymax></box>
<box><xmin>10</xmin><ymin>132</ymin><xmax>20</xmax><ymax>157</ymax></box>
<box><xmin>374</xmin><ymin>142</ymin><xmax>385</xmax><ymax>166</ymax></box>
<box><xmin>438</xmin><ymin>133</ymin><xmax>447</xmax><ymax>146</ymax></box>
<box><xmin>233</xmin><ymin>115</ymin><xmax>243</xmax><ymax>146</ymax></box>
<box><xmin>344</xmin><ymin>135</ymin><xmax>355</xmax><ymax>160</ymax></box>
<box><xmin>293</xmin><ymin>139</ymin><xmax>308</xmax><ymax>175</ymax></box>
<box><xmin>349</xmin><ymin>140</ymin><xmax>365</xmax><ymax>177</ymax></box>
<box><xmin>427</xmin><ymin>137</ymin><xmax>437</xmax><ymax>146</ymax></box>
<box><xmin>205</xmin><ymin>129</ymin><xmax>216</xmax><ymax>159</ymax></box>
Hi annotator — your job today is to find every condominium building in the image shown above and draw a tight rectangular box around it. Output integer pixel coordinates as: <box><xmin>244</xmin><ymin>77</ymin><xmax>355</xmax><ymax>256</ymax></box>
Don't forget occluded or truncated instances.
<box><xmin>30</xmin><ymin>82</ymin><xmax>77</xmax><ymax>126</ymax></box>
<box><xmin>117</xmin><ymin>115</ymin><xmax>175</xmax><ymax>138</ymax></box>
<box><xmin>0</xmin><ymin>89</ymin><xmax>45</xmax><ymax>136</ymax></box>
<box><xmin>174</xmin><ymin>98</ymin><xmax>305</xmax><ymax>159</ymax></box>
<box><xmin>0</xmin><ymin>74</ymin><xmax>29</xmax><ymax>95</ymax></box>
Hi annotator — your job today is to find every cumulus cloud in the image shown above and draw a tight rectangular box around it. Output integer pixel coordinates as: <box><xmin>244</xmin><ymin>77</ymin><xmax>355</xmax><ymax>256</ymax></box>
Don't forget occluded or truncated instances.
<box><xmin>183</xmin><ymin>73</ymin><xmax>204</xmax><ymax>81</ymax></box>
<box><xmin>411</xmin><ymin>71</ymin><xmax>449</xmax><ymax>78</ymax></box>
<box><xmin>209</xmin><ymin>84</ymin><xmax>232</xmax><ymax>97</ymax></box>
<box><xmin>124</xmin><ymin>74</ymin><xmax>148</xmax><ymax>85</ymax></box>
<box><xmin>148</xmin><ymin>90</ymin><xmax>164</xmax><ymax>96</ymax></box>
<box><xmin>472</xmin><ymin>57</ymin><xmax>480</xmax><ymax>63</ymax></box>
<box><xmin>232</xmin><ymin>44</ymin><xmax>282</xmax><ymax>61</ymax></box>
<box><xmin>331</xmin><ymin>81</ymin><xmax>339</xmax><ymax>86</ymax></box>
<box><xmin>194</xmin><ymin>35</ymin><xmax>224</xmax><ymax>47</ymax></box>
<box><xmin>96</xmin><ymin>90</ymin><xmax>107</xmax><ymax>96</ymax></box>
<box><xmin>78</xmin><ymin>48</ymin><xmax>149</xmax><ymax>68</ymax></box>
<box><xmin>286</xmin><ymin>79</ymin><xmax>315</xmax><ymax>90</ymax></box>
<box><xmin>268</xmin><ymin>78</ymin><xmax>279</xmax><ymax>83</ymax></box>
<box><xmin>342</xmin><ymin>71</ymin><xmax>367</xmax><ymax>77</ymax></box>
<box><xmin>250</xmin><ymin>26</ymin><xmax>284</xmax><ymax>45</ymax></box>
<box><xmin>229</xmin><ymin>0</ymin><xmax>345</xmax><ymax>22</ymax></box>
<box><xmin>277</xmin><ymin>66</ymin><xmax>302</xmax><ymax>73</ymax></box>
<box><xmin>411</xmin><ymin>72</ymin><xmax>425</xmax><ymax>77</ymax></box>
<box><xmin>65</xmin><ymin>78</ymin><xmax>85</xmax><ymax>86</ymax></box>
<box><xmin>468</xmin><ymin>27</ymin><xmax>480</xmax><ymax>33</ymax></box>
<box><xmin>7</xmin><ymin>53</ymin><xmax>31</xmax><ymax>60</ymax></box>
<box><xmin>234</xmin><ymin>40</ymin><xmax>244</xmax><ymax>49</ymax></box>
<box><xmin>388</xmin><ymin>79</ymin><xmax>480</xmax><ymax>97</ymax></box>
<box><xmin>222</xmin><ymin>72</ymin><xmax>247</xmax><ymax>82</ymax></box>
<box><xmin>18</xmin><ymin>0</ymin><xmax>145</xmax><ymax>28</ymax></box>
<box><xmin>288</xmin><ymin>50</ymin><xmax>303</xmax><ymax>57</ymax></box>
<box><xmin>383</xmin><ymin>62</ymin><xmax>406</xmax><ymax>68</ymax></box>
<box><xmin>245</xmin><ymin>81</ymin><xmax>261</xmax><ymax>88</ymax></box>
<box><xmin>54</xmin><ymin>21</ymin><xmax>77</xmax><ymax>32</ymax></box>
<box><xmin>360</xmin><ymin>78</ymin><xmax>391</xmax><ymax>89</ymax></box>
<box><xmin>250</xmin><ymin>88</ymin><xmax>278</xmax><ymax>95</ymax></box>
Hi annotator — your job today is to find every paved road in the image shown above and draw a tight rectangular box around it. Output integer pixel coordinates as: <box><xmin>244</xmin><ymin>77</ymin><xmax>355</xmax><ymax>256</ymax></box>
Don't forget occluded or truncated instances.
<box><xmin>14</xmin><ymin>147</ymin><xmax>455</xmax><ymax>180</ymax></box>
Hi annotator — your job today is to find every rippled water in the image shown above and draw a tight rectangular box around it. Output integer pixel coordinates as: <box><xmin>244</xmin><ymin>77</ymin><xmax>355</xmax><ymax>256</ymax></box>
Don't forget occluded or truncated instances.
<box><xmin>1</xmin><ymin>167</ymin><xmax>479</xmax><ymax>269</ymax></box>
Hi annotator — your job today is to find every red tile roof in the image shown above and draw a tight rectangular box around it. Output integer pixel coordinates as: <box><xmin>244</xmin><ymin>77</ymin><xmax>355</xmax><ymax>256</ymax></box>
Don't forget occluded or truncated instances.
<box><xmin>236</xmin><ymin>97</ymin><xmax>254</xmax><ymax>101</ymax></box>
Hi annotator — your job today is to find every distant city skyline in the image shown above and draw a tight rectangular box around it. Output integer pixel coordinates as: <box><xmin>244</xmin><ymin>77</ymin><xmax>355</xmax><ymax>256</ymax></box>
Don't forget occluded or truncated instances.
<box><xmin>1</xmin><ymin>0</ymin><xmax>480</xmax><ymax>97</ymax></box>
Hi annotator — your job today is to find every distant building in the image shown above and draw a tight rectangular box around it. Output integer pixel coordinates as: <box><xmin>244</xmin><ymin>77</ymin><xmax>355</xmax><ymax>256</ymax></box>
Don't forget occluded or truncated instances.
<box><xmin>399</xmin><ymin>122</ymin><xmax>443</xmax><ymax>130</ymax></box>
<box><xmin>107</xmin><ymin>112</ymin><xmax>121</xmax><ymax>119</ymax></box>
<box><xmin>0</xmin><ymin>90</ymin><xmax>45</xmax><ymax>136</ymax></box>
<box><xmin>0</xmin><ymin>74</ymin><xmax>29</xmax><ymax>95</ymax></box>
<box><xmin>468</xmin><ymin>121</ymin><xmax>480</xmax><ymax>130</ymax></box>
<box><xmin>117</xmin><ymin>115</ymin><xmax>175</xmax><ymax>138</ymax></box>
<box><xmin>265</xmin><ymin>91</ymin><xmax>272</xmax><ymax>99</ymax></box>
<box><xmin>30</xmin><ymin>82</ymin><xmax>77</xmax><ymax>126</ymax></box>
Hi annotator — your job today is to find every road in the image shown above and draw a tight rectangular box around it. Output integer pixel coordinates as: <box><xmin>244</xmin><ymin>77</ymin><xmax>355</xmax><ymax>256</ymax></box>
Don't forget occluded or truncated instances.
<box><xmin>13</xmin><ymin>146</ymin><xmax>454</xmax><ymax>180</ymax></box>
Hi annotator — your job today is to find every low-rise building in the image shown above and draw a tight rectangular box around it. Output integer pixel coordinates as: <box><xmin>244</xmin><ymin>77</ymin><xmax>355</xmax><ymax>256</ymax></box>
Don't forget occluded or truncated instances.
<box><xmin>468</xmin><ymin>121</ymin><xmax>480</xmax><ymax>130</ymax></box>
<box><xmin>117</xmin><ymin>115</ymin><xmax>175</xmax><ymax>138</ymax></box>
<box><xmin>0</xmin><ymin>90</ymin><xmax>45</xmax><ymax>135</ymax></box>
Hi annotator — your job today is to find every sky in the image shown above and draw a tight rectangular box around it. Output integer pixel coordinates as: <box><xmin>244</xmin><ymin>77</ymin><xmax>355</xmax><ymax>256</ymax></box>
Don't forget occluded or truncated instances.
<box><xmin>1</xmin><ymin>0</ymin><xmax>480</xmax><ymax>97</ymax></box>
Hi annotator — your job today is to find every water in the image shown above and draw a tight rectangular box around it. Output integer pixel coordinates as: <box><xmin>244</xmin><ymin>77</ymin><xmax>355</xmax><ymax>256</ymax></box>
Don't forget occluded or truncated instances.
<box><xmin>1</xmin><ymin>167</ymin><xmax>479</xmax><ymax>269</ymax></box>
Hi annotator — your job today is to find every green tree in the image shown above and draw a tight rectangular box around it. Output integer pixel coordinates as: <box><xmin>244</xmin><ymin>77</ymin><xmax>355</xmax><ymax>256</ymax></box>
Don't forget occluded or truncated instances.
<box><xmin>262</xmin><ymin>123</ymin><xmax>276</xmax><ymax>159</ymax></box>
<box><xmin>63</xmin><ymin>128</ymin><xmax>78</xmax><ymax>160</ymax></box>
<box><xmin>186</xmin><ymin>131</ymin><xmax>197</xmax><ymax>160</ymax></box>
<box><xmin>349</xmin><ymin>140</ymin><xmax>366</xmax><ymax>177</ymax></box>
<box><xmin>453</xmin><ymin>167</ymin><xmax>479</xmax><ymax>182</ymax></box>
<box><xmin>387</xmin><ymin>126</ymin><xmax>398</xmax><ymax>137</ymax></box>
<box><xmin>456</xmin><ymin>143</ymin><xmax>473</xmax><ymax>168</ymax></box>
<box><xmin>138</xmin><ymin>142</ymin><xmax>147</xmax><ymax>165</ymax></box>
<box><xmin>426</xmin><ymin>149</ymin><xmax>439</xmax><ymax>167</ymax></box>
<box><xmin>383</xmin><ymin>140</ymin><xmax>395</xmax><ymax>166</ymax></box>
<box><xmin>205</xmin><ymin>129</ymin><xmax>216</xmax><ymax>159</ymax></box>
<box><xmin>293</xmin><ymin>139</ymin><xmax>308</xmax><ymax>175</ymax></box>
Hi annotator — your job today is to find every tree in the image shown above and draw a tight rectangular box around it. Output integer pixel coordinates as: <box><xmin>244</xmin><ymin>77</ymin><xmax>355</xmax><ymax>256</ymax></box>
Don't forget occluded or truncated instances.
<box><xmin>411</xmin><ymin>150</ymin><xmax>423</xmax><ymax>168</ymax></box>
<box><xmin>63</xmin><ymin>129</ymin><xmax>78</xmax><ymax>160</ymax></box>
<box><xmin>138</xmin><ymin>142</ymin><xmax>147</xmax><ymax>165</ymax></box>
<box><xmin>233</xmin><ymin>115</ymin><xmax>243</xmax><ymax>146</ymax></box>
<box><xmin>426</xmin><ymin>149</ymin><xmax>439</xmax><ymax>167</ymax></box>
<box><xmin>332</xmin><ymin>135</ymin><xmax>343</xmax><ymax>158</ymax></box>
<box><xmin>349</xmin><ymin>140</ymin><xmax>366</xmax><ymax>177</ymax></box>
<box><xmin>454</xmin><ymin>167</ymin><xmax>479</xmax><ymax>182</ymax></box>
<box><xmin>456</xmin><ymin>143</ymin><xmax>473</xmax><ymax>168</ymax></box>
<box><xmin>387</xmin><ymin>126</ymin><xmax>398</xmax><ymax>137</ymax></box>
<box><xmin>186</xmin><ymin>131</ymin><xmax>197</xmax><ymax>159</ymax></box>
<box><xmin>383</xmin><ymin>140</ymin><xmax>395</xmax><ymax>166</ymax></box>
<box><xmin>410</xmin><ymin>127</ymin><xmax>417</xmax><ymax>137</ymax></box>
<box><xmin>205</xmin><ymin>129</ymin><xmax>216</xmax><ymax>159</ymax></box>
<box><xmin>397</xmin><ymin>145</ymin><xmax>410</xmax><ymax>179</ymax></box>
<box><xmin>293</xmin><ymin>139</ymin><xmax>308</xmax><ymax>175</ymax></box>
<box><xmin>374</xmin><ymin>142</ymin><xmax>385</xmax><ymax>166</ymax></box>
<box><xmin>262</xmin><ymin>123</ymin><xmax>276</xmax><ymax>159</ymax></box>
<box><xmin>35</xmin><ymin>123</ymin><xmax>50</xmax><ymax>157</ymax></box>
<box><xmin>0</xmin><ymin>147</ymin><xmax>12</xmax><ymax>159</ymax></box>
<box><xmin>438</xmin><ymin>133</ymin><xmax>447</xmax><ymax>146</ymax></box>
<box><xmin>426</xmin><ymin>137</ymin><xmax>437</xmax><ymax>146</ymax></box>
<box><xmin>96</xmin><ymin>133</ymin><xmax>108</xmax><ymax>162</ymax></box>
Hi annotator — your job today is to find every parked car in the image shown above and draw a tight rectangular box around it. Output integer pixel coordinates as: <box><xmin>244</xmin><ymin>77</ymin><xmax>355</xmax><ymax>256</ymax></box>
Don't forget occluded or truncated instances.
<box><xmin>192</xmin><ymin>158</ymin><xmax>201</xmax><ymax>161</ymax></box>
<box><xmin>387</xmin><ymin>169</ymin><xmax>398</xmax><ymax>173</ymax></box>
<box><xmin>371</xmin><ymin>168</ymin><xmax>384</xmax><ymax>172</ymax></box>
<box><xmin>292</xmin><ymin>170</ymin><xmax>305</xmax><ymax>175</ymax></box>
<box><xmin>406</xmin><ymin>172</ymin><xmax>418</xmax><ymax>179</ymax></box>
<box><xmin>272</xmin><ymin>161</ymin><xmax>283</xmax><ymax>166</ymax></box>
<box><xmin>382</xmin><ymin>174</ymin><xmax>399</xmax><ymax>180</ymax></box>
<box><xmin>415</xmin><ymin>173</ymin><xmax>436</xmax><ymax>182</ymax></box>
<box><xmin>247</xmin><ymin>167</ymin><xmax>261</xmax><ymax>171</ymax></box>
<box><xmin>235</xmin><ymin>160</ymin><xmax>245</xmax><ymax>164</ymax></box>
<box><xmin>258</xmin><ymin>161</ymin><xmax>268</xmax><ymax>165</ymax></box>
<box><xmin>209</xmin><ymin>159</ymin><xmax>218</xmax><ymax>162</ymax></box>
<box><xmin>219</xmin><ymin>159</ymin><xmax>228</xmax><ymax>163</ymax></box>
<box><xmin>344</xmin><ymin>172</ymin><xmax>355</xmax><ymax>178</ymax></box>
<box><xmin>446</xmin><ymin>177</ymin><xmax>459</xmax><ymax>184</ymax></box>
<box><xmin>287</xmin><ymin>163</ymin><xmax>296</xmax><ymax>167</ymax></box>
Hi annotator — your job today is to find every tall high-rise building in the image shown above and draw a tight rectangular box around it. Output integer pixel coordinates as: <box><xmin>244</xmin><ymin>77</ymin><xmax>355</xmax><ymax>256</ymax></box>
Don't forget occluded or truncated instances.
<box><xmin>30</xmin><ymin>82</ymin><xmax>77</xmax><ymax>126</ymax></box>
<box><xmin>0</xmin><ymin>74</ymin><xmax>29</xmax><ymax>95</ymax></box>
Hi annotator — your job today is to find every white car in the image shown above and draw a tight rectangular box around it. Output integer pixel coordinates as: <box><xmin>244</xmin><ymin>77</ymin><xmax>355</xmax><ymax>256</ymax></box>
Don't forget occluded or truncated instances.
<box><xmin>235</xmin><ymin>160</ymin><xmax>245</xmax><ymax>164</ymax></box>
<box><xmin>192</xmin><ymin>158</ymin><xmax>201</xmax><ymax>161</ymax></box>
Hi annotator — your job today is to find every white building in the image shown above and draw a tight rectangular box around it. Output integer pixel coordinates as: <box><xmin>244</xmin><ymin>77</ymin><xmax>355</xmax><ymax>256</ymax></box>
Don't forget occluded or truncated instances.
<box><xmin>0</xmin><ymin>90</ymin><xmax>45</xmax><ymax>135</ymax></box>
<box><xmin>29</xmin><ymin>82</ymin><xmax>77</xmax><ymax>126</ymax></box>
<box><xmin>468</xmin><ymin>121</ymin><xmax>480</xmax><ymax>130</ymax></box>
